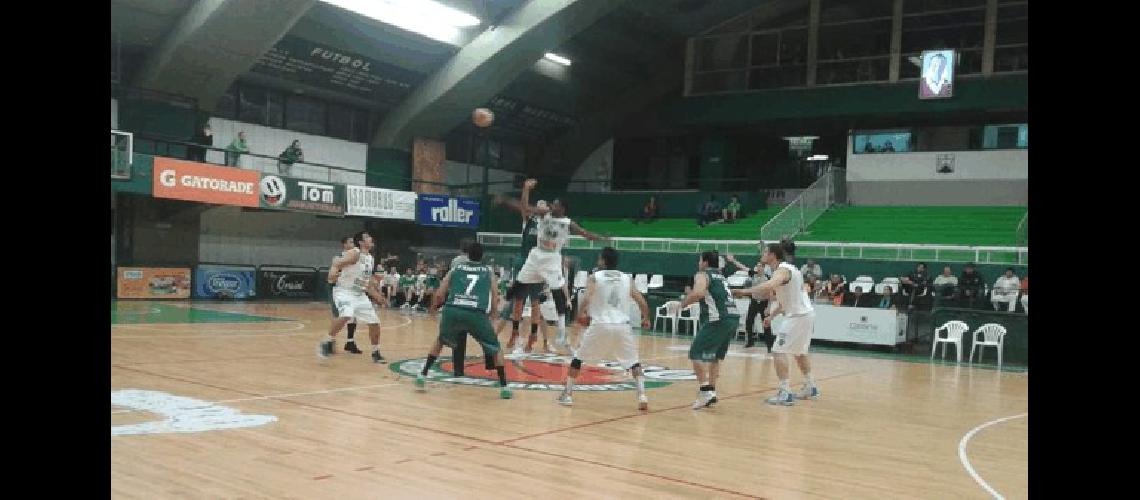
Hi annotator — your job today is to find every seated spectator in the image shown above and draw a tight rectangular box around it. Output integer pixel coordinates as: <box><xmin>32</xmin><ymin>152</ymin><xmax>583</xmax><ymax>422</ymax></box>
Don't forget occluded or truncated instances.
<box><xmin>803</xmin><ymin>274</ymin><xmax>820</xmax><ymax>301</ymax></box>
<box><xmin>959</xmin><ymin>263</ymin><xmax>985</xmax><ymax>308</ymax></box>
<box><xmin>696</xmin><ymin>195</ymin><xmax>721</xmax><ymax>227</ymax></box>
<box><xmin>991</xmin><ymin>267</ymin><xmax>1020</xmax><ymax>312</ymax></box>
<box><xmin>722</xmin><ymin>195</ymin><xmax>742</xmax><ymax>223</ymax></box>
<box><xmin>822</xmin><ymin>274</ymin><xmax>846</xmax><ymax>306</ymax></box>
<box><xmin>875</xmin><ymin>286</ymin><xmax>898</xmax><ymax>309</ymax></box>
<box><xmin>634</xmin><ymin>196</ymin><xmax>659</xmax><ymax>224</ymax></box>
<box><xmin>863</xmin><ymin>141</ymin><xmax>874</xmax><ymax>153</ymax></box>
<box><xmin>846</xmin><ymin>285</ymin><xmax>870</xmax><ymax>307</ymax></box>
<box><xmin>900</xmin><ymin>262</ymin><xmax>931</xmax><ymax>309</ymax></box>
<box><xmin>883</xmin><ymin>140</ymin><xmax>896</xmax><ymax>152</ymax></box>
<box><xmin>278</xmin><ymin>139</ymin><xmax>304</xmax><ymax>176</ymax></box>
<box><xmin>800</xmin><ymin>259</ymin><xmax>822</xmax><ymax>279</ymax></box>
<box><xmin>932</xmin><ymin>265</ymin><xmax>959</xmax><ymax>299</ymax></box>
<box><xmin>1019</xmin><ymin>275</ymin><xmax>1028</xmax><ymax>314</ymax></box>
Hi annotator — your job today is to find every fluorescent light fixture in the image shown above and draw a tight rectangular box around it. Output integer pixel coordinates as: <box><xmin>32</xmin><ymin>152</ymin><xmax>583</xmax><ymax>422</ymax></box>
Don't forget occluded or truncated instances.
<box><xmin>544</xmin><ymin>52</ymin><xmax>572</xmax><ymax>66</ymax></box>
<box><xmin>807</xmin><ymin>154</ymin><xmax>830</xmax><ymax>161</ymax></box>
<box><xmin>321</xmin><ymin>0</ymin><xmax>481</xmax><ymax>45</ymax></box>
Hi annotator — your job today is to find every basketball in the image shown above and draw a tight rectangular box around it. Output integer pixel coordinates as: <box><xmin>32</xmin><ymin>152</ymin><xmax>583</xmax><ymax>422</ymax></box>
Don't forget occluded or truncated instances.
<box><xmin>472</xmin><ymin>107</ymin><xmax>494</xmax><ymax>128</ymax></box>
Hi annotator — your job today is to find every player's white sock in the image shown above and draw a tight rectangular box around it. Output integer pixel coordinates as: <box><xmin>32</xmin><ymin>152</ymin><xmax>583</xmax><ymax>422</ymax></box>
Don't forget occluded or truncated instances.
<box><xmin>804</xmin><ymin>374</ymin><xmax>816</xmax><ymax>387</ymax></box>
<box><xmin>635</xmin><ymin>376</ymin><xmax>645</xmax><ymax>394</ymax></box>
<box><xmin>564</xmin><ymin>376</ymin><xmax>575</xmax><ymax>394</ymax></box>
<box><xmin>778</xmin><ymin>379</ymin><xmax>790</xmax><ymax>392</ymax></box>
<box><xmin>556</xmin><ymin>315</ymin><xmax>566</xmax><ymax>336</ymax></box>
<box><xmin>372</xmin><ymin>345</ymin><xmax>380</xmax><ymax>352</ymax></box>
<box><xmin>325</xmin><ymin>335</ymin><xmax>335</xmax><ymax>343</ymax></box>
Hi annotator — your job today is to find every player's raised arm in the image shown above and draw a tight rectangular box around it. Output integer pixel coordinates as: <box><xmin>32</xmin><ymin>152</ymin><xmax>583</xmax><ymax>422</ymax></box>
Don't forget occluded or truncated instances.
<box><xmin>681</xmin><ymin>272</ymin><xmax>709</xmax><ymax>310</ymax></box>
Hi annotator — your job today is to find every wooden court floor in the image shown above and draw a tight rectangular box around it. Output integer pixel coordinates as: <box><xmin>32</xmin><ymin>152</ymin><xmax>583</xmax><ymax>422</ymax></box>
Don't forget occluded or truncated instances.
<box><xmin>111</xmin><ymin>301</ymin><xmax>1028</xmax><ymax>499</ymax></box>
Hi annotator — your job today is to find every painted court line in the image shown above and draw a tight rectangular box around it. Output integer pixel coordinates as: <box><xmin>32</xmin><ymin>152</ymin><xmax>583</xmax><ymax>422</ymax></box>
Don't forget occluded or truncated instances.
<box><xmin>959</xmin><ymin>412</ymin><xmax>1027</xmax><ymax>499</ymax></box>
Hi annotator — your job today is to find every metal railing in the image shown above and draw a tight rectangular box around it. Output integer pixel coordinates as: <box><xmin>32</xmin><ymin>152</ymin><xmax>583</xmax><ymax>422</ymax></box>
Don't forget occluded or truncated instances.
<box><xmin>477</xmin><ymin>232</ymin><xmax>1028</xmax><ymax>265</ymax></box>
<box><xmin>1015</xmin><ymin>212</ymin><xmax>1028</xmax><ymax>246</ymax></box>
<box><xmin>759</xmin><ymin>167</ymin><xmax>844</xmax><ymax>242</ymax></box>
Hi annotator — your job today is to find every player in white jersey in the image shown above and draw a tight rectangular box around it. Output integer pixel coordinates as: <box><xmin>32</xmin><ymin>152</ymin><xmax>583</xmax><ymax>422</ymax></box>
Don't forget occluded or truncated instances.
<box><xmin>733</xmin><ymin>241</ymin><xmax>819</xmax><ymax>406</ymax></box>
<box><xmin>320</xmin><ymin>231</ymin><xmax>387</xmax><ymax>364</ymax></box>
<box><xmin>326</xmin><ymin>236</ymin><xmax>361</xmax><ymax>354</ymax></box>
<box><xmin>557</xmin><ymin>247</ymin><xmax>652</xmax><ymax>410</ymax></box>
<box><xmin>494</xmin><ymin>187</ymin><xmax>606</xmax><ymax>351</ymax></box>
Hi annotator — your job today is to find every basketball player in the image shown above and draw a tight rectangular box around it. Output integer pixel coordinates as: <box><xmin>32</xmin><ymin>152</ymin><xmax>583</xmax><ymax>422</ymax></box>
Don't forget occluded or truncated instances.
<box><xmin>558</xmin><ymin>247</ymin><xmax>652</xmax><ymax>410</ymax></box>
<box><xmin>680</xmin><ymin>250</ymin><xmax>741</xmax><ymax>409</ymax></box>
<box><xmin>320</xmin><ymin>231</ymin><xmax>386</xmax><ymax>364</ymax></box>
<box><xmin>502</xmin><ymin>179</ymin><xmax>548</xmax><ymax>353</ymax></box>
<box><xmin>416</xmin><ymin>243</ymin><xmax>512</xmax><ymax>399</ymax></box>
<box><xmin>495</xmin><ymin>182</ymin><xmax>606</xmax><ymax>351</ymax></box>
<box><xmin>733</xmin><ymin>241</ymin><xmax>819</xmax><ymax>406</ymax></box>
<box><xmin>326</xmin><ymin>235</ymin><xmax>360</xmax><ymax>354</ymax></box>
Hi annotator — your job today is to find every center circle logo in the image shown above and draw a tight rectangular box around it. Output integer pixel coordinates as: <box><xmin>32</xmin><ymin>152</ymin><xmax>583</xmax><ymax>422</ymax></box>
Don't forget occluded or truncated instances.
<box><xmin>260</xmin><ymin>176</ymin><xmax>287</xmax><ymax>207</ymax></box>
<box><xmin>390</xmin><ymin>353</ymin><xmax>695</xmax><ymax>391</ymax></box>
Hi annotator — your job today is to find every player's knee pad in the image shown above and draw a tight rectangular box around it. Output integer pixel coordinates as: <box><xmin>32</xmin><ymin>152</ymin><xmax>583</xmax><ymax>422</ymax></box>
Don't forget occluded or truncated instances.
<box><xmin>551</xmin><ymin>288</ymin><xmax>569</xmax><ymax>315</ymax></box>
<box><xmin>570</xmin><ymin>358</ymin><xmax>582</xmax><ymax>370</ymax></box>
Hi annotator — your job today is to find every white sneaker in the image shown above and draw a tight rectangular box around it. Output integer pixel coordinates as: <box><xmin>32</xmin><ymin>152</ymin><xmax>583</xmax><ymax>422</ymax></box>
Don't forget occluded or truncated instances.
<box><xmin>766</xmin><ymin>389</ymin><xmax>795</xmax><ymax>406</ymax></box>
<box><xmin>795</xmin><ymin>385</ymin><xmax>820</xmax><ymax>400</ymax></box>
<box><xmin>511</xmin><ymin>345</ymin><xmax>524</xmax><ymax>356</ymax></box>
<box><xmin>557</xmin><ymin>393</ymin><xmax>573</xmax><ymax>406</ymax></box>
<box><xmin>691</xmin><ymin>391</ymin><xmax>715</xmax><ymax>410</ymax></box>
<box><xmin>637</xmin><ymin>394</ymin><xmax>649</xmax><ymax>411</ymax></box>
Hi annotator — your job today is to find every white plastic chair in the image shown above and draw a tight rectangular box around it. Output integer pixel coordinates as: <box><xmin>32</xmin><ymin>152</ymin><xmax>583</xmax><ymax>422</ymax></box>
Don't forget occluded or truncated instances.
<box><xmin>970</xmin><ymin>323</ymin><xmax>1008</xmax><ymax>369</ymax></box>
<box><xmin>855</xmin><ymin>275</ymin><xmax>874</xmax><ymax>283</ymax></box>
<box><xmin>654</xmin><ymin>300</ymin><xmax>681</xmax><ymax>334</ymax></box>
<box><xmin>725</xmin><ymin>275</ymin><xmax>748</xmax><ymax>287</ymax></box>
<box><xmin>734</xmin><ymin>298</ymin><xmax>752</xmax><ymax>340</ymax></box>
<box><xmin>850</xmin><ymin>282</ymin><xmax>873</xmax><ymax>294</ymax></box>
<box><xmin>573</xmin><ymin>270</ymin><xmax>589</xmax><ymax>290</ymax></box>
<box><xmin>647</xmin><ymin>274</ymin><xmax>664</xmax><ymax>289</ymax></box>
<box><xmin>931</xmin><ymin>320</ymin><xmax>969</xmax><ymax>363</ymax></box>
<box><xmin>634</xmin><ymin>274</ymin><xmax>649</xmax><ymax>294</ymax></box>
<box><xmin>732</xmin><ymin>270</ymin><xmax>749</xmax><ymax>277</ymax></box>
<box><xmin>676</xmin><ymin>303</ymin><xmax>700</xmax><ymax>336</ymax></box>
<box><xmin>882</xmin><ymin>277</ymin><xmax>901</xmax><ymax>286</ymax></box>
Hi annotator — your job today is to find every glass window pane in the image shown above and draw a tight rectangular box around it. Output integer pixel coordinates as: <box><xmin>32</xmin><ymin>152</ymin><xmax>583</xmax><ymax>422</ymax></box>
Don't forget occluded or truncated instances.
<box><xmin>696</xmin><ymin>35</ymin><xmax>749</xmax><ymax>71</ymax></box>
<box><xmin>215</xmin><ymin>85</ymin><xmax>237</xmax><ymax>120</ymax></box>
<box><xmin>238</xmin><ymin>86</ymin><xmax>267</xmax><ymax>124</ymax></box>
<box><xmin>267</xmin><ymin>91</ymin><xmax>284</xmax><ymax>128</ymax></box>
<box><xmin>285</xmin><ymin>95</ymin><xmax>326</xmax><ymax>135</ymax></box>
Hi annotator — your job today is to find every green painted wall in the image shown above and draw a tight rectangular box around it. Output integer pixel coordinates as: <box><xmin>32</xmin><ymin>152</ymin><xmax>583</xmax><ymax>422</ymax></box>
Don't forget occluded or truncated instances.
<box><xmin>366</xmin><ymin>147</ymin><xmax>412</xmax><ymax>190</ymax></box>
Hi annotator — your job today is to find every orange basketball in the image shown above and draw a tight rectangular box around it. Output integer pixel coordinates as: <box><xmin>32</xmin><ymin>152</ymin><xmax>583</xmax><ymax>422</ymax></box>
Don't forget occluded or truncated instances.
<box><xmin>472</xmin><ymin>108</ymin><xmax>494</xmax><ymax>128</ymax></box>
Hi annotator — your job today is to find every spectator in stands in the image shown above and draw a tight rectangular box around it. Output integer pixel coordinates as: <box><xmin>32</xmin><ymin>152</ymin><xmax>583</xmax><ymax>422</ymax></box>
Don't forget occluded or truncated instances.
<box><xmin>634</xmin><ymin>196</ymin><xmax>659</xmax><ymax>224</ymax></box>
<box><xmin>1019</xmin><ymin>275</ymin><xmax>1028</xmax><ymax>314</ymax></box>
<box><xmin>900</xmin><ymin>262</ymin><xmax>931</xmax><ymax>309</ymax></box>
<box><xmin>876</xmin><ymin>286</ymin><xmax>898</xmax><ymax>309</ymax></box>
<box><xmin>959</xmin><ymin>263</ymin><xmax>985</xmax><ymax>308</ymax></box>
<box><xmin>189</xmin><ymin>124</ymin><xmax>213</xmax><ymax>162</ymax></box>
<box><xmin>882</xmin><ymin>141</ymin><xmax>896</xmax><ymax>153</ymax></box>
<box><xmin>226</xmin><ymin>131</ymin><xmax>249</xmax><ymax>168</ymax></box>
<box><xmin>800</xmin><ymin>259</ymin><xmax>822</xmax><ymax>279</ymax></box>
<box><xmin>933</xmin><ymin>265</ymin><xmax>959</xmax><ymax>301</ymax></box>
<box><xmin>278</xmin><ymin>139</ymin><xmax>304</xmax><ymax>176</ymax></box>
<box><xmin>803</xmin><ymin>274</ymin><xmax>820</xmax><ymax>300</ymax></box>
<box><xmin>697</xmin><ymin>195</ymin><xmax>720</xmax><ymax>227</ymax></box>
<box><xmin>863</xmin><ymin>141</ymin><xmax>875</xmax><ymax>153</ymax></box>
<box><xmin>722</xmin><ymin>195</ymin><xmax>742</xmax><ymax>223</ymax></box>
<box><xmin>991</xmin><ymin>267</ymin><xmax>1020</xmax><ymax>312</ymax></box>
<box><xmin>822</xmin><ymin>274</ymin><xmax>845</xmax><ymax>306</ymax></box>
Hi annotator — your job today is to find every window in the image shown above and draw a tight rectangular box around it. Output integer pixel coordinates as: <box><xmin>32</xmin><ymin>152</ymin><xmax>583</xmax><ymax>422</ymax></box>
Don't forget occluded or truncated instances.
<box><xmin>267</xmin><ymin>91</ymin><xmax>284</xmax><ymax>128</ymax></box>
<box><xmin>327</xmin><ymin>103</ymin><xmax>355</xmax><ymax>141</ymax></box>
<box><xmin>285</xmin><ymin>95</ymin><xmax>327</xmax><ymax>136</ymax></box>
<box><xmin>215</xmin><ymin>86</ymin><xmax>237</xmax><ymax>119</ymax></box>
<box><xmin>238</xmin><ymin>86</ymin><xmax>268</xmax><ymax>124</ymax></box>
<box><xmin>983</xmin><ymin>124</ymin><xmax>1027</xmax><ymax>149</ymax></box>
<box><xmin>854</xmin><ymin>130</ymin><xmax>912</xmax><ymax>153</ymax></box>
<box><xmin>901</xmin><ymin>3</ymin><xmax>986</xmax><ymax>79</ymax></box>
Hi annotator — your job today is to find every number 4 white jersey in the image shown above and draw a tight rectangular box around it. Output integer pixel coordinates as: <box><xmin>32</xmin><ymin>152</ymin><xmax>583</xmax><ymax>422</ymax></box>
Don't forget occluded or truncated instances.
<box><xmin>590</xmin><ymin>270</ymin><xmax>631</xmax><ymax>324</ymax></box>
